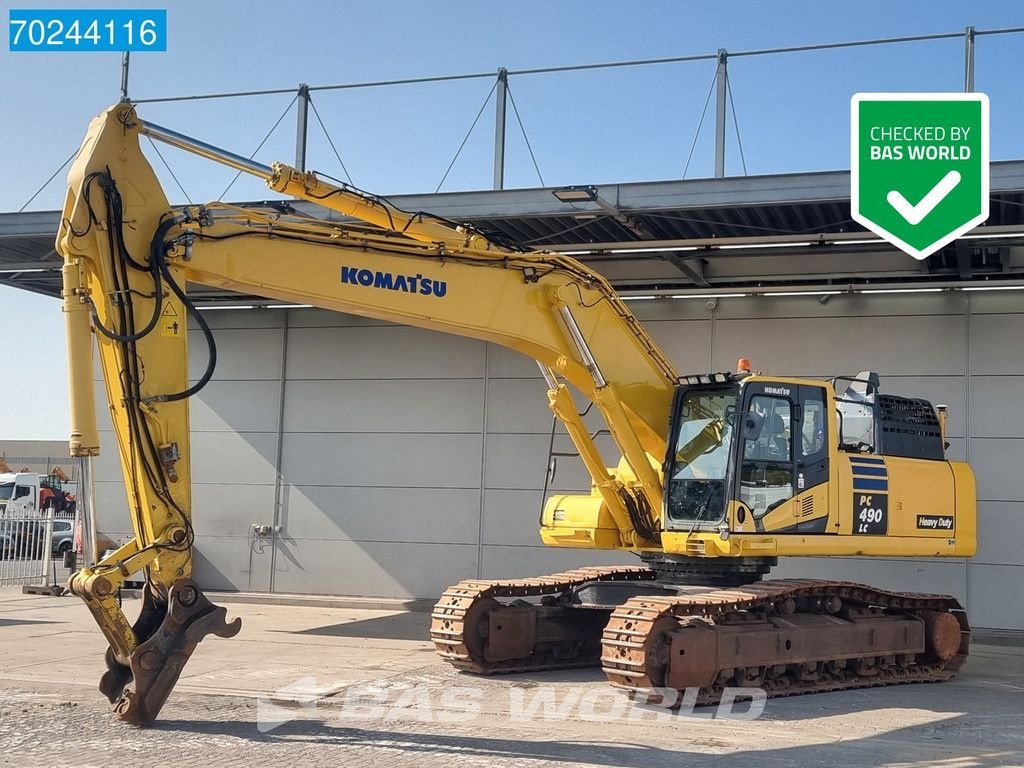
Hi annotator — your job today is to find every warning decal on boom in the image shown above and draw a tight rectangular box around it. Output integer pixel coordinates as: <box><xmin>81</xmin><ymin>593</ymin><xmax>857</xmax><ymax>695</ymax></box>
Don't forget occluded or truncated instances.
<box><xmin>160</xmin><ymin>301</ymin><xmax>182</xmax><ymax>338</ymax></box>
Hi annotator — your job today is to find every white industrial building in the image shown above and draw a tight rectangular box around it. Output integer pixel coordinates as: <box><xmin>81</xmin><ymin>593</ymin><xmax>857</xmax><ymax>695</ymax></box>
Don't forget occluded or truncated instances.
<box><xmin>3</xmin><ymin>166</ymin><xmax>1023</xmax><ymax>630</ymax></box>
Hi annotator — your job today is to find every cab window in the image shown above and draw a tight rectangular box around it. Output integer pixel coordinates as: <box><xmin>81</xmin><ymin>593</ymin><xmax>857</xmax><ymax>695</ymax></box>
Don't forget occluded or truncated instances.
<box><xmin>802</xmin><ymin>395</ymin><xmax>826</xmax><ymax>458</ymax></box>
<box><xmin>740</xmin><ymin>395</ymin><xmax>795</xmax><ymax>518</ymax></box>
<box><xmin>666</xmin><ymin>387</ymin><xmax>737</xmax><ymax>524</ymax></box>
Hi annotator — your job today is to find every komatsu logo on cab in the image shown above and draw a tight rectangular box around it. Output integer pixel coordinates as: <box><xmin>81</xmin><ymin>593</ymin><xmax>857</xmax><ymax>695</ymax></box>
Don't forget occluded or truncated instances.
<box><xmin>341</xmin><ymin>266</ymin><xmax>448</xmax><ymax>297</ymax></box>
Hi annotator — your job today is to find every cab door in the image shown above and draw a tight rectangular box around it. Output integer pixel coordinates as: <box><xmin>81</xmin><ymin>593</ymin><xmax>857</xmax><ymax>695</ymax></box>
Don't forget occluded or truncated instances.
<box><xmin>734</xmin><ymin>382</ymin><xmax>831</xmax><ymax>533</ymax></box>
<box><xmin>791</xmin><ymin>384</ymin><xmax>831</xmax><ymax>532</ymax></box>
<box><xmin>735</xmin><ymin>388</ymin><xmax>796</xmax><ymax>529</ymax></box>
<box><xmin>796</xmin><ymin>385</ymin><xmax>830</xmax><ymax>494</ymax></box>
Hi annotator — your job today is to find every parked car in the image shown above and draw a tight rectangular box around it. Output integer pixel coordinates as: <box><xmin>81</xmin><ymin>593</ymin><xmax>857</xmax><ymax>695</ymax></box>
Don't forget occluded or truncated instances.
<box><xmin>51</xmin><ymin>519</ymin><xmax>75</xmax><ymax>555</ymax></box>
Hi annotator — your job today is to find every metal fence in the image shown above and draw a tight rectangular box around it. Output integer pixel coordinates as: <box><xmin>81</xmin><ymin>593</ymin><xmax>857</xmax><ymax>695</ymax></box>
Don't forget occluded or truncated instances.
<box><xmin>0</xmin><ymin>506</ymin><xmax>73</xmax><ymax>587</ymax></box>
<box><xmin>0</xmin><ymin>456</ymin><xmax>82</xmax><ymax>588</ymax></box>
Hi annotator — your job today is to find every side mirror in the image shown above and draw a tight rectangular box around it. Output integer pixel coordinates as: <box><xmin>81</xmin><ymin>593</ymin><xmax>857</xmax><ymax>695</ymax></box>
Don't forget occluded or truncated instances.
<box><xmin>742</xmin><ymin>411</ymin><xmax>764</xmax><ymax>441</ymax></box>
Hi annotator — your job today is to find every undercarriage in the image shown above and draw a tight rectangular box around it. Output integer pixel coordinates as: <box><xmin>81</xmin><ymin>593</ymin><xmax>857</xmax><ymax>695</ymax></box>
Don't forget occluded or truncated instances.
<box><xmin>430</xmin><ymin>558</ymin><xmax>969</xmax><ymax>705</ymax></box>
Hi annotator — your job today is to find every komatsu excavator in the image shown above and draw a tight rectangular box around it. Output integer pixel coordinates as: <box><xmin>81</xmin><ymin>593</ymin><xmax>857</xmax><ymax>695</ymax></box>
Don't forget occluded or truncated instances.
<box><xmin>57</xmin><ymin>103</ymin><xmax>975</xmax><ymax>725</ymax></box>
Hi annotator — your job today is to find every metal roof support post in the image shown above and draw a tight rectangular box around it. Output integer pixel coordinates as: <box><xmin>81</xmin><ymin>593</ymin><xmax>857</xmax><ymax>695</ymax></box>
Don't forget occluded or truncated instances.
<box><xmin>963</xmin><ymin>26</ymin><xmax>976</xmax><ymax>92</ymax></box>
<box><xmin>493</xmin><ymin>68</ymin><xmax>508</xmax><ymax>190</ymax></box>
<box><xmin>295</xmin><ymin>83</ymin><xmax>310</xmax><ymax>171</ymax></box>
<box><xmin>714</xmin><ymin>49</ymin><xmax>728</xmax><ymax>178</ymax></box>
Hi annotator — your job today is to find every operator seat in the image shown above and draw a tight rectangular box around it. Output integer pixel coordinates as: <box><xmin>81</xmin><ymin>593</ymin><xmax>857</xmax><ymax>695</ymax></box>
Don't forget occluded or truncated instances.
<box><xmin>744</xmin><ymin>413</ymin><xmax>789</xmax><ymax>461</ymax></box>
<box><xmin>765</xmin><ymin>413</ymin><xmax>789</xmax><ymax>460</ymax></box>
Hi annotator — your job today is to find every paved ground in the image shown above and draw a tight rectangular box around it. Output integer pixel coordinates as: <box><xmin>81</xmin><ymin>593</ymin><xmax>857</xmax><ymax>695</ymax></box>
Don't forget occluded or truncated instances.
<box><xmin>0</xmin><ymin>588</ymin><xmax>1022</xmax><ymax>767</ymax></box>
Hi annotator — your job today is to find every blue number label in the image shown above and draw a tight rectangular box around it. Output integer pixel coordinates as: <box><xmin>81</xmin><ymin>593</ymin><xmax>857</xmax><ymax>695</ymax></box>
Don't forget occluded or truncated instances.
<box><xmin>9</xmin><ymin>10</ymin><xmax>167</xmax><ymax>51</ymax></box>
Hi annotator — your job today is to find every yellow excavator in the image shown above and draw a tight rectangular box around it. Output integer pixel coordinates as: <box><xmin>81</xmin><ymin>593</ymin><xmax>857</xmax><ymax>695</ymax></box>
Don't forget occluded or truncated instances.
<box><xmin>57</xmin><ymin>104</ymin><xmax>975</xmax><ymax>725</ymax></box>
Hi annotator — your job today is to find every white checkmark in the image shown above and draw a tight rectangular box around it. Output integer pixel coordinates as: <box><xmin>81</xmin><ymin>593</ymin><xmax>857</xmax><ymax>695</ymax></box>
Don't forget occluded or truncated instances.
<box><xmin>886</xmin><ymin>170</ymin><xmax>962</xmax><ymax>225</ymax></box>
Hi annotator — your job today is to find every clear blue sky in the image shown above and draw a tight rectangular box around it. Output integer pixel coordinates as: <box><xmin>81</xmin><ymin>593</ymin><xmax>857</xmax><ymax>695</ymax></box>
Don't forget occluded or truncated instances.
<box><xmin>1</xmin><ymin>0</ymin><xmax>1022</xmax><ymax>439</ymax></box>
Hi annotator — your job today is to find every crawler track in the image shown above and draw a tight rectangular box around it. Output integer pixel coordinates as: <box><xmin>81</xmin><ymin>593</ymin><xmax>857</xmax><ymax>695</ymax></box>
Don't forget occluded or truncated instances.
<box><xmin>431</xmin><ymin>566</ymin><xmax>655</xmax><ymax>674</ymax></box>
<box><xmin>602</xmin><ymin>579</ymin><xmax>970</xmax><ymax>704</ymax></box>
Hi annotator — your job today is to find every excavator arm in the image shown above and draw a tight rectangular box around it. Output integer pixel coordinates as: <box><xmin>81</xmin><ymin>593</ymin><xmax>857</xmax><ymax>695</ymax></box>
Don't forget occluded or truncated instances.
<box><xmin>56</xmin><ymin>104</ymin><xmax>679</xmax><ymax>724</ymax></box>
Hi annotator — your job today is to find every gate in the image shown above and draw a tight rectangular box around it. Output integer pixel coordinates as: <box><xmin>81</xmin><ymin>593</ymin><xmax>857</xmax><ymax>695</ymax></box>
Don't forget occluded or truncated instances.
<box><xmin>0</xmin><ymin>455</ymin><xmax>81</xmax><ymax>588</ymax></box>
<box><xmin>0</xmin><ymin>505</ymin><xmax>61</xmax><ymax>586</ymax></box>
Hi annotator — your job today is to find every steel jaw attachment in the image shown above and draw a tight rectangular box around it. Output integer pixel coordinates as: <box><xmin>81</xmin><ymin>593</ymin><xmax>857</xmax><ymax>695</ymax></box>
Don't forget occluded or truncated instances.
<box><xmin>98</xmin><ymin>578</ymin><xmax>242</xmax><ymax>725</ymax></box>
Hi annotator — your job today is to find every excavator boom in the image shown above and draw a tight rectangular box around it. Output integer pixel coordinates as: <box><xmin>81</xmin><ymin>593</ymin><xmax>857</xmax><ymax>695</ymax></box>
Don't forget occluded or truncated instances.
<box><xmin>57</xmin><ymin>104</ymin><xmax>679</xmax><ymax>723</ymax></box>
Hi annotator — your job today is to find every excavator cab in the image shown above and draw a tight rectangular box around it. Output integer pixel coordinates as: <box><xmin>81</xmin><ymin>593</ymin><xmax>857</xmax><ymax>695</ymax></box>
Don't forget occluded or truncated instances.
<box><xmin>662</xmin><ymin>365</ymin><xmax>960</xmax><ymax>548</ymax></box>
<box><xmin>664</xmin><ymin>369</ymin><xmax>834</xmax><ymax>534</ymax></box>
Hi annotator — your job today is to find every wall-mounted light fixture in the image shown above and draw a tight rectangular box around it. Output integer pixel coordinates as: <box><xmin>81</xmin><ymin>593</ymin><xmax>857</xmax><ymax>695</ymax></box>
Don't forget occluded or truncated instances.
<box><xmin>551</xmin><ymin>185</ymin><xmax>598</xmax><ymax>203</ymax></box>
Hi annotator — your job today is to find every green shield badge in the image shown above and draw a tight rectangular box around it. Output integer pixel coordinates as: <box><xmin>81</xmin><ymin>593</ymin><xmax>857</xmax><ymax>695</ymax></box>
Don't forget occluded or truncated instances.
<box><xmin>851</xmin><ymin>93</ymin><xmax>989</xmax><ymax>260</ymax></box>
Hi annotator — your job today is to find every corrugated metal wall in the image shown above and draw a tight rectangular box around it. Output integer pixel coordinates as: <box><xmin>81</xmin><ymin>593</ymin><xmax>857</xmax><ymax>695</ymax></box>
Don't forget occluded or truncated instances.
<box><xmin>91</xmin><ymin>290</ymin><xmax>1024</xmax><ymax>629</ymax></box>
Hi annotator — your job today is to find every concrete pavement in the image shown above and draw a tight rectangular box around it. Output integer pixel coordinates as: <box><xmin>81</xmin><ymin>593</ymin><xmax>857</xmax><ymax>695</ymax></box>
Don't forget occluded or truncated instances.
<box><xmin>0</xmin><ymin>588</ymin><xmax>1022</xmax><ymax>767</ymax></box>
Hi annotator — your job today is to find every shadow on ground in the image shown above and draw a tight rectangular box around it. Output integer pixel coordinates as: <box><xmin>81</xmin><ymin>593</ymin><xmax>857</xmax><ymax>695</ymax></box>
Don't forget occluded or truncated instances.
<box><xmin>152</xmin><ymin>714</ymin><xmax>1022</xmax><ymax>768</ymax></box>
<box><xmin>281</xmin><ymin>611</ymin><xmax>431</xmax><ymax>641</ymax></box>
<box><xmin>0</xmin><ymin>617</ymin><xmax>61</xmax><ymax>628</ymax></box>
